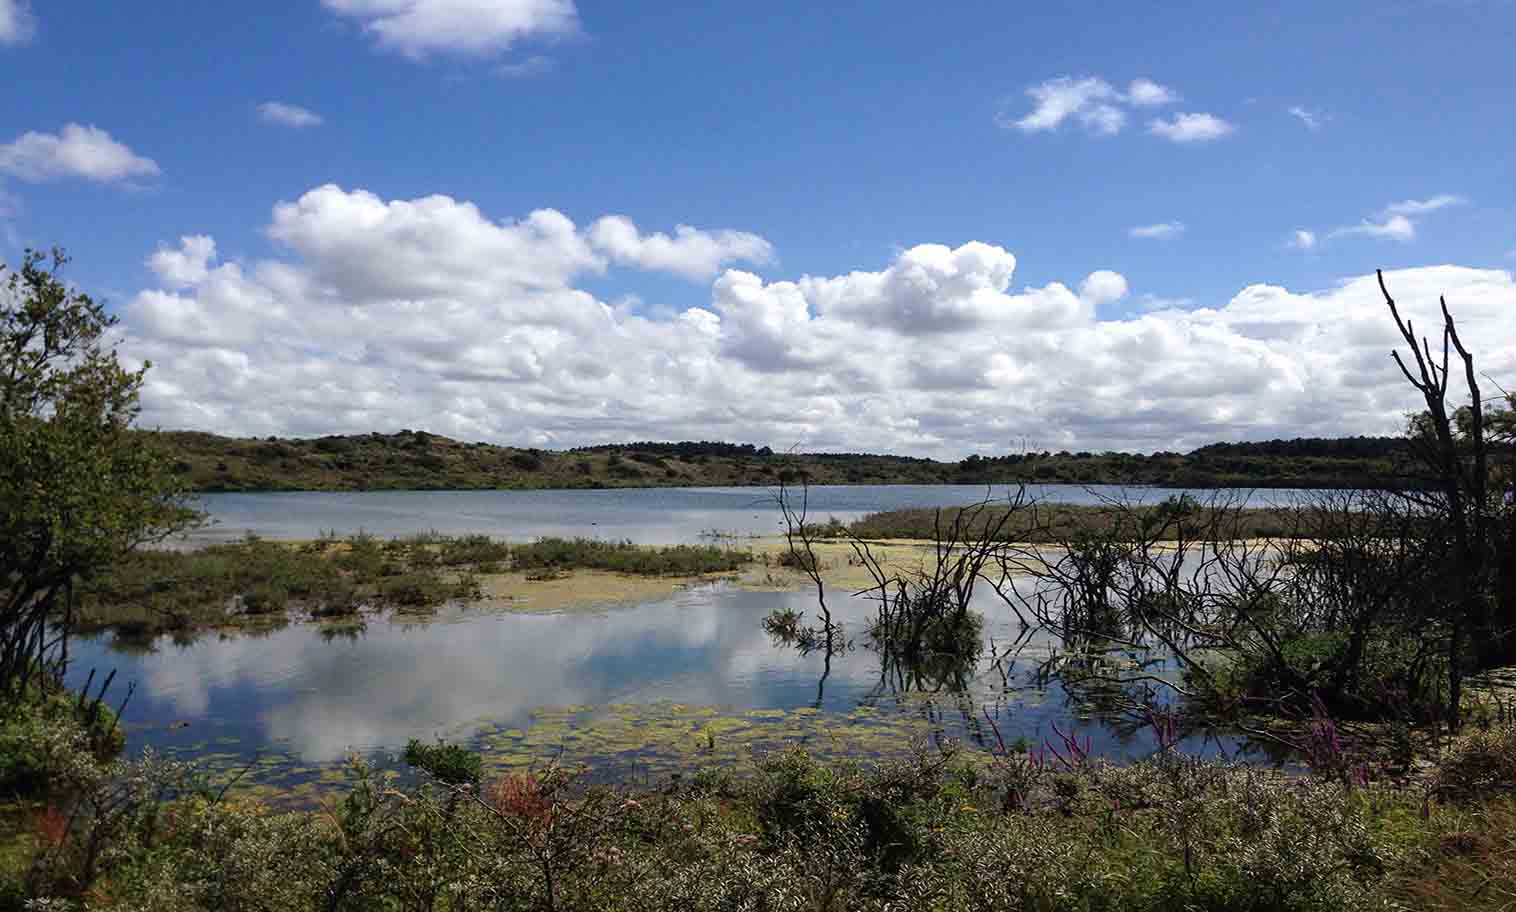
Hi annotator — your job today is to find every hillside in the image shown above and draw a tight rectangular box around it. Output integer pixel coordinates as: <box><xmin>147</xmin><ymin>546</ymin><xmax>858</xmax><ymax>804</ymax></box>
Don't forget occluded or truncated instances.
<box><xmin>148</xmin><ymin>430</ymin><xmax>1427</xmax><ymax>493</ymax></box>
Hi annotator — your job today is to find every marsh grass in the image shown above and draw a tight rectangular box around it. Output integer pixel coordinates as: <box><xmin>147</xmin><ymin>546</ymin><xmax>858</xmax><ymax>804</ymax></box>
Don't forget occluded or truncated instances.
<box><xmin>848</xmin><ymin>501</ymin><xmax>1308</xmax><ymax>542</ymax></box>
<box><xmin>73</xmin><ymin>533</ymin><xmax>754</xmax><ymax>637</ymax></box>
<box><xmin>509</xmin><ymin>537</ymin><xmax>751</xmax><ymax>576</ymax></box>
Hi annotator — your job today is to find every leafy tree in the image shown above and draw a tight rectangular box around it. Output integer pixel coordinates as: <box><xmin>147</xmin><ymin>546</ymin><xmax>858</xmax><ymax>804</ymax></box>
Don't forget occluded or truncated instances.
<box><xmin>0</xmin><ymin>248</ymin><xmax>195</xmax><ymax>698</ymax></box>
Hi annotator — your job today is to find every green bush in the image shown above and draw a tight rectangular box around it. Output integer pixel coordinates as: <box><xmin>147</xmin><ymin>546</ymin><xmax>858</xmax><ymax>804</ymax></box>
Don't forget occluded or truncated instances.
<box><xmin>437</xmin><ymin>534</ymin><xmax>512</xmax><ymax>567</ymax></box>
<box><xmin>402</xmin><ymin>739</ymin><xmax>481</xmax><ymax>786</ymax></box>
<box><xmin>379</xmin><ymin>573</ymin><xmax>453</xmax><ymax>608</ymax></box>
<box><xmin>512</xmin><ymin>537</ymin><xmax>749</xmax><ymax>576</ymax></box>
<box><xmin>0</xmin><ymin>689</ymin><xmax>123</xmax><ymax>799</ymax></box>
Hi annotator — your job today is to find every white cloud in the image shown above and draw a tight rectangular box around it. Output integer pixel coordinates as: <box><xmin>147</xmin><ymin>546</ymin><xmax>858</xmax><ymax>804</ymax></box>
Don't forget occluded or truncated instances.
<box><xmin>1327</xmin><ymin>195</ymin><xmax>1466</xmax><ymax>245</ymax></box>
<box><xmin>1383</xmin><ymin>194</ymin><xmax>1466</xmax><ymax>216</ymax></box>
<box><xmin>1331</xmin><ymin>214</ymin><xmax>1417</xmax><ymax>242</ymax></box>
<box><xmin>587</xmin><ymin>215</ymin><xmax>773</xmax><ymax>280</ymax></box>
<box><xmin>1288</xmin><ymin>229</ymin><xmax>1317</xmax><ymax>250</ymax></box>
<box><xmin>117</xmin><ymin>185</ymin><xmax>1516</xmax><ymax>458</ymax></box>
<box><xmin>1078</xmin><ymin>270</ymin><xmax>1129</xmax><ymax>306</ymax></box>
<box><xmin>1126</xmin><ymin>78</ymin><xmax>1178</xmax><ymax>107</ymax></box>
<box><xmin>0</xmin><ymin>186</ymin><xmax>18</xmax><ymax>249</ymax></box>
<box><xmin>148</xmin><ymin>236</ymin><xmax>218</xmax><ymax>288</ymax></box>
<box><xmin>497</xmin><ymin>54</ymin><xmax>554</xmax><ymax>77</ymax></box>
<box><xmin>1147</xmin><ymin>112</ymin><xmax>1235</xmax><ymax>143</ymax></box>
<box><xmin>1130</xmin><ymin>221</ymin><xmax>1185</xmax><ymax>240</ymax></box>
<box><xmin>258</xmin><ymin>101</ymin><xmax>323</xmax><ymax>128</ymax></box>
<box><xmin>1136</xmin><ymin>293</ymin><xmax>1196</xmax><ymax>312</ymax></box>
<box><xmin>1004</xmin><ymin>76</ymin><xmax>1125</xmax><ymax>135</ymax></box>
<box><xmin>0</xmin><ymin>0</ymin><xmax>35</xmax><ymax>45</ymax></box>
<box><xmin>1287</xmin><ymin>105</ymin><xmax>1325</xmax><ymax>130</ymax></box>
<box><xmin>323</xmin><ymin>0</ymin><xmax>578</xmax><ymax>58</ymax></box>
<box><xmin>0</xmin><ymin>124</ymin><xmax>160</xmax><ymax>183</ymax></box>
<box><xmin>1004</xmin><ymin>76</ymin><xmax>1207</xmax><ymax>139</ymax></box>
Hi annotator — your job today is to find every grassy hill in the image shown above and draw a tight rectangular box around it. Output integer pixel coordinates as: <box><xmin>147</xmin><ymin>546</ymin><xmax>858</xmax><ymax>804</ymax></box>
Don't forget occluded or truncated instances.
<box><xmin>149</xmin><ymin>429</ymin><xmax>1425</xmax><ymax>493</ymax></box>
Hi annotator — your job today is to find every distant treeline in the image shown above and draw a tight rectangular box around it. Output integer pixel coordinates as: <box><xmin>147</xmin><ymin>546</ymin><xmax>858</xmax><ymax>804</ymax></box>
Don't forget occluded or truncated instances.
<box><xmin>150</xmin><ymin>429</ymin><xmax>1431</xmax><ymax>493</ymax></box>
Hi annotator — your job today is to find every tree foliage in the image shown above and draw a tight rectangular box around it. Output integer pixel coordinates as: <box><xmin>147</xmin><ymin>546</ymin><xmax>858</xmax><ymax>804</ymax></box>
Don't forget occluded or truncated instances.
<box><xmin>0</xmin><ymin>248</ymin><xmax>194</xmax><ymax>698</ymax></box>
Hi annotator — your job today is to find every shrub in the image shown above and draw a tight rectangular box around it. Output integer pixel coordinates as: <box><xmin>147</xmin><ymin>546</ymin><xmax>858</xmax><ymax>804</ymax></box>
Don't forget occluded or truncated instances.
<box><xmin>509</xmin><ymin>450</ymin><xmax>544</xmax><ymax>471</ymax></box>
<box><xmin>403</xmin><ymin>739</ymin><xmax>481</xmax><ymax>786</ymax></box>
<box><xmin>1433</xmin><ymin>721</ymin><xmax>1516</xmax><ymax>803</ymax></box>
<box><xmin>0</xmin><ymin>691</ymin><xmax>123</xmax><ymax>799</ymax></box>
<box><xmin>239</xmin><ymin>581</ymin><xmax>289</xmax><ymax>615</ymax></box>
<box><xmin>437</xmin><ymin>534</ymin><xmax>512</xmax><ymax>567</ymax></box>
<box><xmin>379</xmin><ymin>573</ymin><xmax>453</xmax><ymax>608</ymax></box>
<box><xmin>511</xmin><ymin>538</ymin><xmax>749</xmax><ymax>576</ymax></box>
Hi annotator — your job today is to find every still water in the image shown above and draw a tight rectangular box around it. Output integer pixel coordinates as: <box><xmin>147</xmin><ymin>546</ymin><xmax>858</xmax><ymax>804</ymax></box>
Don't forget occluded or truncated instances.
<box><xmin>70</xmin><ymin>484</ymin><xmax>1299</xmax><ymax>801</ymax></box>
<box><xmin>184</xmin><ymin>483</ymin><xmax>1312</xmax><ymax>545</ymax></box>
<box><xmin>68</xmin><ymin>583</ymin><xmax>1255</xmax><ymax>803</ymax></box>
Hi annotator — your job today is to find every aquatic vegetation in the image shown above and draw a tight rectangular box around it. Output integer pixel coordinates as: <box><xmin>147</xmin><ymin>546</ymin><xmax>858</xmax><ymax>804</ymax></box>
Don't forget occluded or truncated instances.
<box><xmin>71</xmin><ymin>532</ymin><xmax>755</xmax><ymax>637</ymax></box>
<box><xmin>510</xmin><ymin>537</ymin><xmax>751</xmax><ymax>576</ymax></box>
<box><xmin>849</xmin><ymin>499</ymin><xmax>1311</xmax><ymax>543</ymax></box>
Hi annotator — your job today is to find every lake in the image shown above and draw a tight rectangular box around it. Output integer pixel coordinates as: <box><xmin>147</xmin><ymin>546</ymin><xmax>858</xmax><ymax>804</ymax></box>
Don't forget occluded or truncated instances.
<box><xmin>182</xmin><ymin>483</ymin><xmax>1317</xmax><ymax>545</ymax></box>
<box><xmin>72</xmin><ymin>483</ymin><xmax>1303</xmax><ymax>803</ymax></box>
<box><xmin>68</xmin><ymin>582</ymin><xmax>1258</xmax><ymax>805</ymax></box>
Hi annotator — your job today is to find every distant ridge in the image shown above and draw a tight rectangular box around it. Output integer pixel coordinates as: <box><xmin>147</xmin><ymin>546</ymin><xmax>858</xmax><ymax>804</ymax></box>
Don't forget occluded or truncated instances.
<box><xmin>147</xmin><ymin>429</ymin><xmax>1426</xmax><ymax>493</ymax></box>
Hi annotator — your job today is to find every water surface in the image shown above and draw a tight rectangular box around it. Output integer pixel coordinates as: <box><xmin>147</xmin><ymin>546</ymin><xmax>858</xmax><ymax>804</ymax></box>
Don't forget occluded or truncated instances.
<box><xmin>185</xmin><ymin>484</ymin><xmax>1316</xmax><ymax>545</ymax></box>
<box><xmin>69</xmin><ymin>582</ymin><xmax>1255</xmax><ymax>802</ymax></box>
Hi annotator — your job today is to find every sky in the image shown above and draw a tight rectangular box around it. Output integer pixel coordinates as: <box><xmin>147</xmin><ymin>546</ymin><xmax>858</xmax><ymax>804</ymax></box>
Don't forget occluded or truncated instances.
<box><xmin>1</xmin><ymin>0</ymin><xmax>1513</xmax><ymax>458</ymax></box>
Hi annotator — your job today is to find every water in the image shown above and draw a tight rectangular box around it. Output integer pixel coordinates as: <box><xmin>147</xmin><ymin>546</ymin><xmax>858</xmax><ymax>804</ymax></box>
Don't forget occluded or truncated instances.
<box><xmin>71</xmin><ymin>483</ymin><xmax>1300</xmax><ymax>802</ymax></box>
<box><xmin>67</xmin><ymin>583</ymin><xmax>1257</xmax><ymax>804</ymax></box>
<box><xmin>183</xmin><ymin>484</ymin><xmax>1315</xmax><ymax>545</ymax></box>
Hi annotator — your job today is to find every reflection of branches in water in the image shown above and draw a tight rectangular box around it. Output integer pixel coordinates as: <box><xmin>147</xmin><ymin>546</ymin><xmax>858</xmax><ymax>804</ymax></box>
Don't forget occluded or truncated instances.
<box><xmin>767</xmin><ymin>481</ymin><xmax>1347</xmax><ymax>756</ymax></box>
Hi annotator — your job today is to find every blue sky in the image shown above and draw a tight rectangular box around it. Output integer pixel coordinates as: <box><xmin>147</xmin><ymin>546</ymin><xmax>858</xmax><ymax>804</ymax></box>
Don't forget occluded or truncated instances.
<box><xmin>2</xmin><ymin>0</ymin><xmax>1513</xmax><ymax>456</ymax></box>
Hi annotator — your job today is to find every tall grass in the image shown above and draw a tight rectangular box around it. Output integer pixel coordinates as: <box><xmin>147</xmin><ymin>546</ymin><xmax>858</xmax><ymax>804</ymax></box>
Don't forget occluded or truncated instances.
<box><xmin>73</xmin><ymin>533</ymin><xmax>754</xmax><ymax>638</ymax></box>
<box><xmin>847</xmin><ymin>501</ymin><xmax>1305</xmax><ymax>542</ymax></box>
<box><xmin>510</xmin><ymin>537</ymin><xmax>750</xmax><ymax>576</ymax></box>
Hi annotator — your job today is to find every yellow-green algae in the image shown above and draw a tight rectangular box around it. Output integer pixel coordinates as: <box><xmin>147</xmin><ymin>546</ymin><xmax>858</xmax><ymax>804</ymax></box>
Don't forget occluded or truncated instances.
<box><xmin>160</xmin><ymin>699</ymin><xmax>960</xmax><ymax>807</ymax></box>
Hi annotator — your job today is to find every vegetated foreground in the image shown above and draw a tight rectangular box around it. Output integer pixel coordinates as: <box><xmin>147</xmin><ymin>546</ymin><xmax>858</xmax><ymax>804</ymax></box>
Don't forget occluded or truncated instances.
<box><xmin>156</xmin><ymin>428</ymin><xmax>1425</xmax><ymax>492</ymax></box>
<box><xmin>7</xmin><ymin>702</ymin><xmax>1516</xmax><ymax>911</ymax></box>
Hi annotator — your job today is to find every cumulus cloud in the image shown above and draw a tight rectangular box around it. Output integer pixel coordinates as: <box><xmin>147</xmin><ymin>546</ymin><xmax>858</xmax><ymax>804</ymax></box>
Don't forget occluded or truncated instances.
<box><xmin>323</xmin><ymin>0</ymin><xmax>578</xmax><ymax>58</ymax></box>
<box><xmin>1005</xmin><ymin>76</ymin><xmax>1125</xmax><ymax>135</ymax></box>
<box><xmin>587</xmin><ymin>216</ymin><xmax>773</xmax><ymax>280</ymax></box>
<box><xmin>0</xmin><ymin>124</ymin><xmax>160</xmax><ymax>183</ymax></box>
<box><xmin>1288</xmin><ymin>229</ymin><xmax>1317</xmax><ymax>250</ymax></box>
<box><xmin>148</xmin><ymin>236</ymin><xmax>218</xmax><ymax>288</ymax></box>
<box><xmin>1126</xmin><ymin>78</ymin><xmax>1178</xmax><ymax>106</ymax></box>
<box><xmin>1147</xmin><ymin>112</ymin><xmax>1235</xmax><ymax>143</ymax></box>
<box><xmin>1003</xmin><ymin>75</ymin><xmax>1180</xmax><ymax>136</ymax></box>
<box><xmin>117</xmin><ymin>185</ymin><xmax>1516</xmax><ymax>458</ymax></box>
<box><xmin>258</xmin><ymin>101</ymin><xmax>323</xmax><ymax>128</ymax></box>
<box><xmin>0</xmin><ymin>0</ymin><xmax>34</xmax><ymax>44</ymax></box>
<box><xmin>1078</xmin><ymin>270</ymin><xmax>1129</xmax><ymax>306</ymax></box>
<box><xmin>1130</xmin><ymin>221</ymin><xmax>1185</xmax><ymax>240</ymax></box>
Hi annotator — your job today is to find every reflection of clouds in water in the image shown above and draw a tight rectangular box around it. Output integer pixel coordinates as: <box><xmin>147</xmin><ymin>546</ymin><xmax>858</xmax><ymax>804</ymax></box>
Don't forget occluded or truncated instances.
<box><xmin>91</xmin><ymin>587</ymin><xmax>925</xmax><ymax>763</ymax></box>
<box><xmin>68</xmin><ymin>582</ymin><xmax>1141</xmax><ymax>766</ymax></box>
